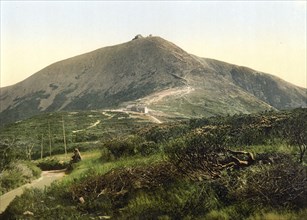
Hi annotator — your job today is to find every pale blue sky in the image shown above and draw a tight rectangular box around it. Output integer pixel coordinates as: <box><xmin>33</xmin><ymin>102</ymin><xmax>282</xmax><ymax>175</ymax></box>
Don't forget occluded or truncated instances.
<box><xmin>1</xmin><ymin>1</ymin><xmax>306</xmax><ymax>87</ymax></box>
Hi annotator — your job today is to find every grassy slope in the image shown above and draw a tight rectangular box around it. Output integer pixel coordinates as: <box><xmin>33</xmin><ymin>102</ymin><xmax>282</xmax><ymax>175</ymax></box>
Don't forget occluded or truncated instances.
<box><xmin>3</xmin><ymin>149</ymin><xmax>306</xmax><ymax>219</ymax></box>
<box><xmin>1</xmin><ymin>108</ymin><xmax>306</xmax><ymax>219</ymax></box>
<box><xmin>0</xmin><ymin>110</ymin><xmax>152</xmax><ymax>159</ymax></box>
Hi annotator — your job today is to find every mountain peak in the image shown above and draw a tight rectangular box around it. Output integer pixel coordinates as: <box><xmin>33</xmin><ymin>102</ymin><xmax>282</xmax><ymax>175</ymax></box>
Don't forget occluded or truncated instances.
<box><xmin>132</xmin><ymin>34</ymin><xmax>145</xmax><ymax>40</ymax></box>
<box><xmin>0</xmin><ymin>37</ymin><xmax>306</xmax><ymax>126</ymax></box>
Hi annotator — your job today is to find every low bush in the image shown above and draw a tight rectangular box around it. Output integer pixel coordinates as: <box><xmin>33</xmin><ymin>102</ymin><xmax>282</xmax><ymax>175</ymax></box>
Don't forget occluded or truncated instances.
<box><xmin>1</xmin><ymin>188</ymin><xmax>82</xmax><ymax>220</ymax></box>
<box><xmin>100</xmin><ymin>147</ymin><xmax>115</xmax><ymax>162</ymax></box>
<box><xmin>241</xmin><ymin>163</ymin><xmax>306</xmax><ymax>209</ymax></box>
<box><xmin>0</xmin><ymin>169</ymin><xmax>24</xmax><ymax>194</ymax></box>
<box><xmin>216</xmin><ymin>157</ymin><xmax>307</xmax><ymax>211</ymax></box>
<box><xmin>101</xmin><ymin>135</ymin><xmax>160</xmax><ymax>160</ymax></box>
<box><xmin>138</xmin><ymin>123</ymin><xmax>189</xmax><ymax>143</ymax></box>
<box><xmin>247</xmin><ymin>208</ymin><xmax>307</xmax><ymax>220</ymax></box>
<box><xmin>0</xmin><ymin>160</ymin><xmax>41</xmax><ymax>195</ymax></box>
<box><xmin>101</xmin><ymin>135</ymin><xmax>143</xmax><ymax>159</ymax></box>
<box><xmin>36</xmin><ymin>157</ymin><xmax>69</xmax><ymax>171</ymax></box>
<box><xmin>205</xmin><ymin>210</ymin><xmax>230</xmax><ymax>220</ymax></box>
<box><xmin>138</xmin><ymin>141</ymin><xmax>159</xmax><ymax>156</ymax></box>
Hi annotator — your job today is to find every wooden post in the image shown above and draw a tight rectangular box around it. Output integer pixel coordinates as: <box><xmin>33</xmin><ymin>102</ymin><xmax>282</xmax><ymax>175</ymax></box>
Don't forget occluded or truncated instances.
<box><xmin>62</xmin><ymin>116</ymin><xmax>67</xmax><ymax>158</ymax></box>
<box><xmin>41</xmin><ymin>134</ymin><xmax>44</xmax><ymax>159</ymax></box>
<box><xmin>48</xmin><ymin>121</ymin><xmax>52</xmax><ymax>157</ymax></box>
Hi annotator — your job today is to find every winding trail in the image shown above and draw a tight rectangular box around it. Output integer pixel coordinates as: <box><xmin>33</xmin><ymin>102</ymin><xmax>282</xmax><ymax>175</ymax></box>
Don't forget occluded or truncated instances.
<box><xmin>0</xmin><ymin>170</ymin><xmax>66</xmax><ymax>213</ymax></box>
<box><xmin>142</xmin><ymin>86</ymin><xmax>194</xmax><ymax>105</ymax></box>
<box><xmin>148</xmin><ymin>115</ymin><xmax>162</xmax><ymax>124</ymax></box>
<box><xmin>72</xmin><ymin>119</ymin><xmax>101</xmax><ymax>133</ymax></box>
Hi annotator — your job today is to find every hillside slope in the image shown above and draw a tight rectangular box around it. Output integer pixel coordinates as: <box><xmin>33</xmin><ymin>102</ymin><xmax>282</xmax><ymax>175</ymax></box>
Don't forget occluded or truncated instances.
<box><xmin>0</xmin><ymin>36</ymin><xmax>306</xmax><ymax>125</ymax></box>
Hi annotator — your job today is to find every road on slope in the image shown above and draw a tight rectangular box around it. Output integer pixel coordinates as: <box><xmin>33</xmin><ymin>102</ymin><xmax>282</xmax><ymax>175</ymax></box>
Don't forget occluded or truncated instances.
<box><xmin>0</xmin><ymin>169</ymin><xmax>66</xmax><ymax>213</ymax></box>
<box><xmin>148</xmin><ymin>114</ymin><xmax>162</xmax><ymax>124</ymax></box>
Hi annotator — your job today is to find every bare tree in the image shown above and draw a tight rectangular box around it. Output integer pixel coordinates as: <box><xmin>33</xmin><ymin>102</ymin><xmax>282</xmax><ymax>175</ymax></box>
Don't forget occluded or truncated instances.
<box><xmin>0</xmin><ymin>137</ymin><xmax>17</xmax><ymax>171</ymax></box>
<box><xmin>26</xmin><ymin>144</ymin><xmax>35</xmax><ymax>160</ymax></box>
<box><xmin>62</xmin><ymin>116</ymin><xmax>67</xmax><ymax>158</ymax></box>
<box><xmin>284</xmin><ymin>113</ymin><xmax>307</xmax><ymax>163</ymax></box>
<box><xmin>48</xmin><ymin>121</ymin><xmax>52</xmax><ymax>157</ymax></box>
<box><xmin>40</xmin><ymin>134</ymin><xmax>44</xmax><ymax>159</ymax></box>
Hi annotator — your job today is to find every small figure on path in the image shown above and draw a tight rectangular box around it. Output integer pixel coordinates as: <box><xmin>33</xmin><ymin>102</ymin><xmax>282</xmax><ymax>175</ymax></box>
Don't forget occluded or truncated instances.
<box><xmin>71</xmin><ymin>148</ymin><xmax>82</xmax><ymax>163</ymax></box>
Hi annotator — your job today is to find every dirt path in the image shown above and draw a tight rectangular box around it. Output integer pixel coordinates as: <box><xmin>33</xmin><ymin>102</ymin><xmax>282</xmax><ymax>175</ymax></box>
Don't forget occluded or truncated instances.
<box><xmin>142</xmin><ymin>86</ymin><xmax>194</xmax><ymax>106</ymax></box>
<box><xmin>148</xmin><ymin>115</ymin><xmax>162</xmax><ymax>124</ymax></box>
<box><xmin>72</xmin><ymin>119</ymin><xmax>101</xmax><ymax>133</ymax></box>
<box><xmin>0</xmin><ymin>170</ymin><xmax>66</xmax><ymax>213</ymax></box>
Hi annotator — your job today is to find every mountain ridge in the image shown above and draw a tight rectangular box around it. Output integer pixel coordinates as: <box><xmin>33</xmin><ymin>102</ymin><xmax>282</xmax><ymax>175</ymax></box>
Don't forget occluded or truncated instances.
<box><xmin>0</xmin><ymin>36</ymin><xmax>306</xmax><ymax>126</ymax></box>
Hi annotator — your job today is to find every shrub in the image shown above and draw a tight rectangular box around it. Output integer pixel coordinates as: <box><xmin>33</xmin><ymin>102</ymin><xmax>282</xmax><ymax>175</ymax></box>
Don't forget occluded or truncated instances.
<box><xmin>102</xmin><ymin>135</ymin><xmax>146</xmax><ymax>159</ymax></box>
<box><xmin>36</xmin><ymin>157</ymin><xmax>68</xmax><ymax>171</ymax></box>
<box><xmin>0</xmin><ymin>160</ymin><xmax>41</xmax><ymax>195</ymax></box>
<box><xmin>22</xmin><ymin>160</ymin><xmax>42</xmax><ymax>179</ymax></box>
<box><xmin>165</xmin><ymin>126</ymin><xmax>229</xmax><ymax>180</ymax></box>
<box><xmin>223</xmin><ymin>160</ymin><xmax>307</xmax><ymax>210</ymax></box>
<box><xmin>138</xmin><ymin>123</ymin><xmax>189</xmax><ymax>143</ymax></box>
<box><xmin>0</xmin><ymin>169</ymin><xmax>24</xmax><ymax>194</ymax></box>
<box><xmin>100</xmin><ymin>146</ymin><xmax>115</xmax><ymax>162</ymax></box>
<box><xmin>2</xmin><ymin>188</ymin><xmax>82</xmax><ymax>220</ymax></box>
<box><xmin>123</xmin><ymin>184</ymin><xmax>190</xmax><ymax>219</ymax></box>
<box><xmin>205</xmin><ymin>210</ymin><xmax>230</xmax><ymax>220</ymax></box>
<box><xmin>242</xmin><ymin>163</ymin><xmax>307</xmax><ymax>209</ymax></box>
<box><xmin>138</xmin><ymin>141</ymin><xmax>159</xmax><ymax>156</ymax></box>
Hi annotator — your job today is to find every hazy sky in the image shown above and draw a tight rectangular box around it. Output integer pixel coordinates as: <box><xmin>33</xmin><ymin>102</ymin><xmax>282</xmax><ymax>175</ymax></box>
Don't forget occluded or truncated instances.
<box><xmin>1</xmin><ymin>1</ymin><xmax>306</xmax><ymax>88</ymax></box>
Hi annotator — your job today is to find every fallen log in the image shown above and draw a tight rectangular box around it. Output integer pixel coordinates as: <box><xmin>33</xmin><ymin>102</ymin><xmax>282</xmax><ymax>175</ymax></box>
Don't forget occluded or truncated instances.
<box><xmin>222</xmin><ymin>149</ymin><xmax>255</xmax><ymax>169</ymax></box>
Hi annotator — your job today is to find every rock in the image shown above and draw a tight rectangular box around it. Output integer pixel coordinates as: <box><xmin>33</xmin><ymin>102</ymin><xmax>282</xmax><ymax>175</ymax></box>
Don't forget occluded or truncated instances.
<box><xmin>99</xmin><ymin>216</ymin><xmax>111</xmax><ymax>219</ymax></box>
<box><xmin>23</xmin><ymin>210</ymin><xmax>34</xmax><ymax>216</ymax></box>
<box><xmin>79</xmin><ymin>197</ymin><xmax>85</xmax><ymax>204</ymax></box>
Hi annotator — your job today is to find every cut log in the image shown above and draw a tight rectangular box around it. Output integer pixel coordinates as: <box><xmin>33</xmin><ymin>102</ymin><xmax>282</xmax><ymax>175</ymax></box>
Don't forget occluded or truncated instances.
<box><xmin>221</xmin><ymin>149</ymin><xmax>255</xmax><ymax>168</ymax></box>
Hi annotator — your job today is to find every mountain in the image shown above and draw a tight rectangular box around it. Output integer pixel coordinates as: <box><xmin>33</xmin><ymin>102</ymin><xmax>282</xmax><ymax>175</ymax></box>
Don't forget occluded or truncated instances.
<box><xmin>0</xmin><ymin>35</ymin><xmax>306</xmax><ymax>126</ymax></box>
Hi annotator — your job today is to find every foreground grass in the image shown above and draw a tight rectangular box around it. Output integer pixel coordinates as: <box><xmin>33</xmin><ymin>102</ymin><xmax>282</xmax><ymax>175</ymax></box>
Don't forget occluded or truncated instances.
<box><xmin>1</xmin><ymin>152</ymin><xmax>166</xmax><ymax>219</ymax></box>
<box><xmin>0</xmin><ymin>161</ymin><xmax>41</xmax><ymax>196</ymax></box>
<box><xmin>2</xmin><ymin>147</ymin><xmax>306</xmax><ymax>220</ymax></box>
<box><xmin>2</xmin><ymin>109</ymin><xmax>306</xmax><ymax>219</ymax></box>
<box><xmin>63</xmin><ymin>152</ymin><xmax>165</xmax><ymax>185</ymax></box>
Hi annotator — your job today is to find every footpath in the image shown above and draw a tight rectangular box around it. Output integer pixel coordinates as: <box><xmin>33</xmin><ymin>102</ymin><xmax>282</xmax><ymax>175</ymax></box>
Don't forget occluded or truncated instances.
<box><xmin>0</xmin><ymin>169</ymin><xmax>66</xmax><ymax>213</ymax></box>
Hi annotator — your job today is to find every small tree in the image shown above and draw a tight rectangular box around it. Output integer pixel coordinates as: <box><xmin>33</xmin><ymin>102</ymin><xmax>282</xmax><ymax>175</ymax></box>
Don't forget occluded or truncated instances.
<box><xmin>48</xmin><ymin>121</ymin><xmax>52</xmax><ymax>157</ymax></box>
<box><xmin>0</xmin><ymin>138</ymin><xmax>17</xmax><ymax>171</ymax></box>
<box><xmin>0</xmin><ymin>137</ymin><xmax>28</xmax><ymax>171</ymax></box>
<box><xmin>26</xmin><ymin>144</ymin><xmax>35</xmax><ymax>160</ymax></box>
<box><xmin>284</xmin><ymin>110</ymin><xmax>307</xmax><ymax>163</ymax></box>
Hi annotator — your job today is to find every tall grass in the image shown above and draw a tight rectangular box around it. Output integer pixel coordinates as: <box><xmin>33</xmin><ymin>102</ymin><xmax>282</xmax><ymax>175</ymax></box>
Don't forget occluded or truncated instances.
<box><xmin>61</xmin><ymin>152</ymin><xmax>165</xmax><ymax>186</ymax></box>
<box><xmin>0</xmin><ymin>160</ymin><xmax>41</xmax><ymax>195</ymax></box>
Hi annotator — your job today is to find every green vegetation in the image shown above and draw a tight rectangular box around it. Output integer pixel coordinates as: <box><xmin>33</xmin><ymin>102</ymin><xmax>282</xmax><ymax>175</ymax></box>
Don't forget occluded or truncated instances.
<box><xmin>35</xmin><ymin>157</ymin><xmax>69</xmax><ymax>171</ymax></box>
<box><xmin>0</xmin><ymin>110</ymin><xmax>151</xmax><ymax>168</ymax></box>
<box><xmin>1</xmin><ymin>108</ymin><xmax>306</xmax><ymax>219</ymax></box>
<box><xmin>0</xmin><ymin>160</ymin><xmax>41</xmax><ymax>196</ymax></box>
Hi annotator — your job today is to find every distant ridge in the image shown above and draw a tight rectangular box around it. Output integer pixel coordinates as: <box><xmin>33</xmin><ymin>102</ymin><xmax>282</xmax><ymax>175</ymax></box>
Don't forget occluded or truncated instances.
<box><xmin>0</xmin><ymin>35</ymin><xmax>306</xmax><ymax>126</ymax></box>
